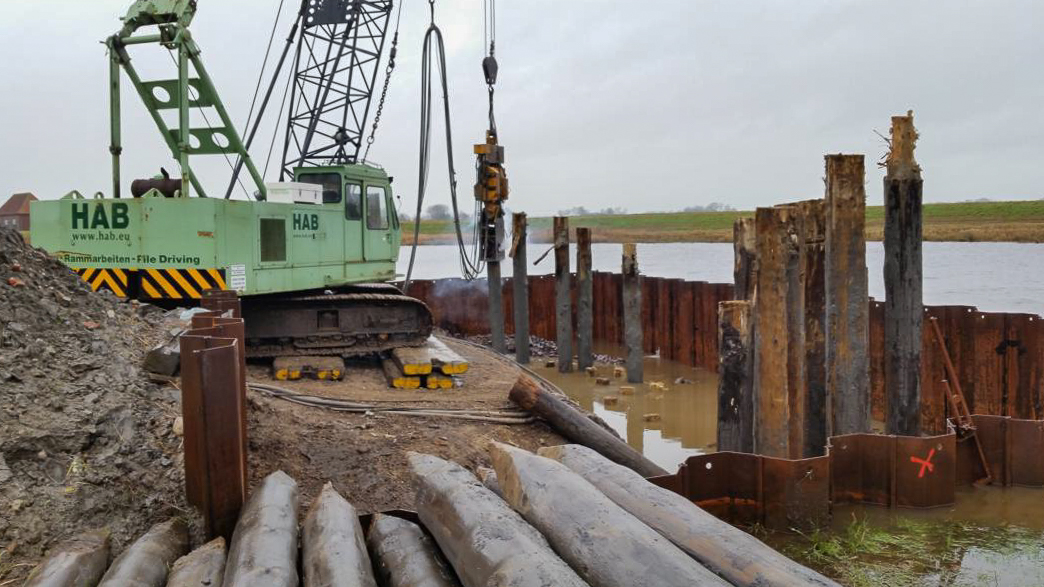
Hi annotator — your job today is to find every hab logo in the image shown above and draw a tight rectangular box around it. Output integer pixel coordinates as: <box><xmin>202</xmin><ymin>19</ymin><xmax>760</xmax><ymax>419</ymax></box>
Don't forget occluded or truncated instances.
<box><xmin>71</xmin><ymin>202</ymin><xmax>130</xmax><ymax>230</ymax></box>
<box><xmin>293</xmin><ymin>213</ymin><xmax>319</xmax><ymax>231</ymax></box>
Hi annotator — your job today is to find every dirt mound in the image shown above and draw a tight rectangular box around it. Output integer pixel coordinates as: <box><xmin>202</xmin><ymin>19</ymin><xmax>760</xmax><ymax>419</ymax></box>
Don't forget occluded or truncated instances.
<box><xmin>0</xmin><ymin>228</ymin><xmax>196</xmax><ymax>583</ymax></box>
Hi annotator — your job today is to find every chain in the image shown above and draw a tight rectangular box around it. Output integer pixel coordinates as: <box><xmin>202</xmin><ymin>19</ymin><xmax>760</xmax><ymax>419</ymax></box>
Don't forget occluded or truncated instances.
<box><xmin>362</xmin><ymin>32</ymin><xmax>398</xmax><ymax>161</ymax></box>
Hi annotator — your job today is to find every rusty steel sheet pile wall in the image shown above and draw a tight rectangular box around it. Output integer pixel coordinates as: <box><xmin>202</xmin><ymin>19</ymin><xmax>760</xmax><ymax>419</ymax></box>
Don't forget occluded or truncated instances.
<box><xmin>405</xmin><ymin>274</ymin><xmax>735</xmax><ymax>370</ymax></box>
<box><xmin>869</xmin><ymin>303</ymin><xmax>1044</xmax><ymax>433</ymax></box>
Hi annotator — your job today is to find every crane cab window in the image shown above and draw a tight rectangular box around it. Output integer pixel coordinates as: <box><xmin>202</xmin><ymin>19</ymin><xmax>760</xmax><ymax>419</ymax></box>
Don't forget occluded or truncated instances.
<box><xmin>345</xmin><ymin>183</ymin><xmax>363</xmax><ymax>220</ymax></box>
<box><xmin>366</xmin><ymin>186</ymin><xmax>389</xmax><ymax>230</ymax></box>
<box><xmin>297</xmin><ymin>172</ymin><xmax>341</xmax><ymax>204</ymax></box>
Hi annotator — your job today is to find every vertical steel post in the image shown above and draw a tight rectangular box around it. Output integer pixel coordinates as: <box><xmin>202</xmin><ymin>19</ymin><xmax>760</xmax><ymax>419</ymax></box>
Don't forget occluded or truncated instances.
<box><xmin>884</xmin><ymin>112</ymin><xmax>924</xmax><ymax>436</ymax></box>
<box><xmin>109</xmin><ymin>48</ymin><xmax>122</xmax><ymax>199</ymax></box>
<box><xmin>717</xmin><ymin>300</ymin><xmax>754</xmax><ymax>453</ymax></box>
<box><xmin>554</xmin><ymin>217</ymin><xmax>573</xmax><ymax>372</ymax></box>
<box><xmin>825</xmin><ymin>154</ymin><xmax>871</xmax><ymax>435</ymax></box>
<box><xmin>487</xmin><ymin>260</ymin><xmax>505</xmax><ymax>353</ymax></box>
<box><xmin>512</xmin><ymin>213</ymin><xmax>530</xmax><ymax>364</ymax></box>
<box><xmin>177</xmin><ymin>42</ymin><xmax>191</xmax><ymax>198</ymax></box>
<box><xmin>622</xmin><ymin>244</ymin><xmax>644</xmax><ymax>383</ymax></box>
<box><xmin>576</xmin><ymin>228</ymin><xmax>594</xmax><ymax>370</ymax></box>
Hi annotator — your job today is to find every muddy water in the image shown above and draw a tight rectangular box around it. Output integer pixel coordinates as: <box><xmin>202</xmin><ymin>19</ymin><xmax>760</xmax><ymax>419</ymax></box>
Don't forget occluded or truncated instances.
<box><xmin>769</xmin><ymin>487</ymin><xmax>1044</xmax><ymax>586</ymax></box>
<box><xmin>533</xmin><ymin>342</ymin><xmax>713</xmax><ymax>472</ymax></box>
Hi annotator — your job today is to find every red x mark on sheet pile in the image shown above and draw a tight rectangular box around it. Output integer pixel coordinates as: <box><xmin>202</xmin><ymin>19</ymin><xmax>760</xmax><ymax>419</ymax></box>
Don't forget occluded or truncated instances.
<box><xmin>910</xmin><ymin>448</ymin><xmax>936</xmax><ymax>478</ymax></box>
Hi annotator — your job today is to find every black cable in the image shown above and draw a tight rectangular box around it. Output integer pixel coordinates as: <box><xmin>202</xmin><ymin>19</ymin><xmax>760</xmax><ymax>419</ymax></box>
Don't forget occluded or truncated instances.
<box><xmin>404</xmin><ymin>3</ymin><xmax>483</xmax><ymax>289</ymax></box>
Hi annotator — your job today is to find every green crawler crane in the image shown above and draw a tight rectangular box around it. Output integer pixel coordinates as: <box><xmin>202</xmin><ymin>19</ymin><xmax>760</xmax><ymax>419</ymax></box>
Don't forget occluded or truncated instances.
<box><xmin>31</xmin><ymin>0</ymin><xmax>433</xmax><ymax>357</ymax></box>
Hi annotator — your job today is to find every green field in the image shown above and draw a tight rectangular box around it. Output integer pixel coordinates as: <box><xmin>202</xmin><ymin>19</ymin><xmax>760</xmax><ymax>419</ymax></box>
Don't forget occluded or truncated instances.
<box><xmin>405</xmin><ymin>200</ymin><xmax>1044</xmax><ymax>244</ymax></box>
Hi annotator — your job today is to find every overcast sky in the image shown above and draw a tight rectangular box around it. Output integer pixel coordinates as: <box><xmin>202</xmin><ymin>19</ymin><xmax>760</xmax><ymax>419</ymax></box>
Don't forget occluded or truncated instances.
<box><xmin>1</xmin><ymin>0</ymin><xmax>1042</xmax><ymax>215</ymax></box>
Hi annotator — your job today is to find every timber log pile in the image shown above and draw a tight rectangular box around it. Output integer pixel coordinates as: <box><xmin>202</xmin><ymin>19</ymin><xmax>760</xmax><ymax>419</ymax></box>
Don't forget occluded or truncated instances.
<box><xmin>22</xmin><ymin>452</ymin><xmax>834</xmax><ymax>587</ymax></box>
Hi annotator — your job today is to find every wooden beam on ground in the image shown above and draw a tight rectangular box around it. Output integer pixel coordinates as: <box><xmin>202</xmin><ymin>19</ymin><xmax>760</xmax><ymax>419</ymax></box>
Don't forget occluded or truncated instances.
<box><xmin>382</xmin><ymin>359</ymin><xmax>421</xmax><ymax>389</ymax></box>
<box><xmin>512</xmin><ymin>212</ymin><xmax>530</xmax><ymax>364</ymax></box>
<box><xmin>390</xmin><ymin>345</ymin><xmax>434</xmax><ymax>376</ymax></box>
<box><xmin>825</xmin><ymin>154</ymin><xmax>871</xmax><ymax>435</ymax></box>
<box><xmin>753</xmin><ymin>205</ymin><xmax>806</xmax><ymax>459</ymax></box>
<box><xmin>490</xmin><ymin>443</ymin><xmax>730</xmax><ymax>587</ymax></box>
<box><xmin>884</xmin><ymin>112</ymin><xmax>924</xmax><ymax>436</ymax></box>
<box><xmin>622</xmin><ymin>244</ymin><xmax>644</xmax><ymax>383</ymax></box>
<box><xmin>717</xmin><ymin>300</ymin><xmax>754</xmax><ymax>453</ymax></box>
<box><xmin>508</xmin><ymin>374</ymin><xmax>667</xmax><ymax>477</ymax></box>
<box><xmin>576</xmin><ymin>228</ymin><xmax>594</xmax><ymax>370</ymax></box>
<box><xmin>408</xmin><ymin>453</ymin><xmax>588</xmax><ymax>587</ymax></box>
<box><xmin>554</xmin><ymin>217</ymin><xmax>573</xmax><ymax>372</ymax></box>
<box><xmin>540</xmin><ymin>444</ymin><xmax>842</xmax><ymax>587</ymax></box>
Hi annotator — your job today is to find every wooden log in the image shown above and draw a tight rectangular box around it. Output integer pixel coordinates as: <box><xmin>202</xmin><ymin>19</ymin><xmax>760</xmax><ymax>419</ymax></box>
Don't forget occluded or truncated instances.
<box><xmin>302</xmin><ymin>483</ymin><xmax>378</xmax><ymax>587</ymax></box>
<box><xmin>539</xmin><ymin>444</ymin><xmax>841</xmax><ymax>587</ymax></box>
<box><xmin>391</xmin><ymin>346</ymin><xmax>435</xmax><ymax>376</ymax></box>
<box><xmin>509</xmin><ymin>374</ymin><xmax>667</xmax><ymax>477</ymax></box>
<box><xmin>97</xmin><ymin>519</ymin><xmax>188</xmax><ymax>587</ymax></box>
<box><xmin>733</xmin><ymin>217</ymin><xmax>757</xmax><ymax>301</ymax></box>
<box><xmin>489</xmin><ymin>442</ymin><xmax>729</xmax><ymax>587</ymax></box>
<box><xmin>753</xmin><ymin>206</ymin><xmax>806</xmax><ymax>458</ymax></box>
<box><xmin>23</xmin><ymin>529</ymin><xmax>110</xmax><ymax>587</ymax></box>
<box><xmin>576</xmin><ymin>228</ymin><xmax>594</xmax><ymax>370</ymax></box>
<box><xmin>407</xmin><ymin>452</ymin><xmax>589</xmax><ymax>587</ymax></box>
<box><xmin>424</xmin><ymin>373</ymin><xmax>455</xmax><ymax>390</ymax></box>
<box><xmin>622</xmin><ymin>244</ymin><xmax>644</xmax><ymax>383</ymax></box>
<box><xmin>554</xmin><ymin>217</ymin><xmax>573</xmax><ymax>372</ymax></box>
<box><xmin>825</xmin><ymin>154</ymin><xmax>871</xmax><ymax>435</ymax></box>
<box><xmin>384</xmin><ymin>358</ymin><xmax>422</xmax><ymax>389</ymax></box>
<box><xmin>797</xmin><ymin>199</ymin><xmax>828</xmax><ymax>456</ymax></box>
<box><xmin>367</xmin><ymin>514</ymin><xmax>462</xmax><ymax>587</ymax></box>
<box><xmin>166</xmin><ymin>538</ymin><xmax>226</xmax><ymax>587</ymax></box>
<box><xmin>883</xmin><ymin>112</ymin><xmax>924</xmax><ymax>436</ymax></box>
<box><xmin>487</xmin><ymin>261</ymin><xmax>506</xmax><ymax>353</ymax></box>
<box><xmin>222</xmin><ymin>470</ymin><xmax>299</xmax><ymax>587</ymax></box>
<box><xmin>717</xmin><ymin>300</ymin><xmax>754</xmax><ymax>453</ymax></box>
<box><xmin>512</xmin><ymin>213</ymin><xmax>531</xmax><ymax>364</ymax></box>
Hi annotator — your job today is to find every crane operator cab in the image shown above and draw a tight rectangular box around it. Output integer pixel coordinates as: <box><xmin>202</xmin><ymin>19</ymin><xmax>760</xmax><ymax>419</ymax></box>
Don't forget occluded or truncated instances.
<box><xmin>267</xmin><ymin>163</ymin><xmax>402</xmax><ymax>271</ymax></box>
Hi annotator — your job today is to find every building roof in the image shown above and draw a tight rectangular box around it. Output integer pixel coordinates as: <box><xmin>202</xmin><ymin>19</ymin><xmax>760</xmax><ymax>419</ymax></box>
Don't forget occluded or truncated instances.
<box><xmin>0</xmin><ymin>193</ymin><xmax>37</xmax><ymax>216</ymax></box>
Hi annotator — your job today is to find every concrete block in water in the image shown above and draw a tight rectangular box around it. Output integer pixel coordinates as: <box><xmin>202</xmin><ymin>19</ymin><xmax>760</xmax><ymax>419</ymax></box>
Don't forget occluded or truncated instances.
<box><xmin>539</xmin><ymin>444</ymin><xmax>840</xmax><ymax>587</ymax></box>
<box><xmin>23</xmin><ymin>528</ymin><xmax>110</xmax><ymax>587</ymax></box>
<box><xmin>367</xmin><ymin>514</ymin><xmax>461</xmax><ymax>587</ymax></box>
<box><xmin>302</xmin><ymin>483</ymin><xmax>377</xmax><ymax>587</ymax></box>
<box><xmin>98</xmin><ymin>519</ymin><xmax>189</xmax><ymax>587</ymax></box>
<box><xmin>489</xmin><ymin>442</ymin><xmax>729</xmax><ymax>587</ymax></box>
<box><xmin>167</xmin><ymin>537</ymin><xmax>227</xmax><ymax>587</ymax></box>
<box><xmin>222</xmin><ymin>470</ymin><xmax>299</xmax><ymax>587</ymax></box>
<box><xmin>407</xmin><ymin>452</ymin><xmax>589</xmax><ymax>587</ymax></box>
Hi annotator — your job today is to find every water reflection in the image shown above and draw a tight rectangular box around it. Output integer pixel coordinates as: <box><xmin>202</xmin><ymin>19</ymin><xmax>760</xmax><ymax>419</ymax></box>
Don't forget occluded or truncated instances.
<box><xmin>534</xmin><ymin>342</ymin><xmax>717</xmax><ymax>471</ymax></box>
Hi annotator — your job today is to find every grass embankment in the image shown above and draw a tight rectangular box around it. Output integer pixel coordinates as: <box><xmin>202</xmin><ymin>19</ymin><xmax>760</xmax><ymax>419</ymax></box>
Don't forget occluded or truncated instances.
<box><xmin>403</xmin><ymin>200</ymin><xmax>1044</xmax><ymax>244</ymax></box>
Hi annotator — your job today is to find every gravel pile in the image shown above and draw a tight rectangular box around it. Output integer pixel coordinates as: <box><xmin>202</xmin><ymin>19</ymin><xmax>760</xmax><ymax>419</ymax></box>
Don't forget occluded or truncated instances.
<box><xmin>0</xmin><ymin>228</ymin><xmax>196</xmax><ymax>583</ymax></box>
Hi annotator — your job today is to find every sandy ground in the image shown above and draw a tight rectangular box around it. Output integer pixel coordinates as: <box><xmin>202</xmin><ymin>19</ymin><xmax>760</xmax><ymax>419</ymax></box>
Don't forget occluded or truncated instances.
<box><xmin>245</xmin><ymin>337</ymin><xmax>567</xmax><ymax>513</ymax></box>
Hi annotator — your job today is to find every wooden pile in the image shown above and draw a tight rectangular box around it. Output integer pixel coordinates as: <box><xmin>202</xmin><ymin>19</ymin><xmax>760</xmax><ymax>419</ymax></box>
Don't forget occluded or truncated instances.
<box><xmin>383</xmin><ymin>336</ymin><xmax>469</xmax><ymax>390</ymax></box>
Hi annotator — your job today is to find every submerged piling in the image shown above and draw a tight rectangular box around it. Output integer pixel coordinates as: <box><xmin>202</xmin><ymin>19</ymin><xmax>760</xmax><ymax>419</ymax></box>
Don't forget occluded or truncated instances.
<box><xmin>717</xmin><ymin>300</ymin><xmax>754</xmax><ymax>453</ymax></box>
<box><xmin>825</xmin><ymin>154</ymin><xmax>871</xmax><ymax>435</ymax></box>
<box><xmin>576</xmin><ymin>228</ymin><xmax>594</xmax><ymax>370</ymax></box>
<box><xmin>622</xmin><ymin>244</ymin><xmax>643</xmax><ymax>383</ymax></box>
<box><xmin>554</xmin><ymin>217</ymin><xmax>573</xmax><ymax>372</ymax></box>
<box><xmin>884</xmin><ymin>111</ymin><xmax>924</xmax><ymax>436</ymax></box>
<box><xmin>512</xmin><ymin>212</ymin><xmax>530</xmax><ymax>364</ymax></box>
